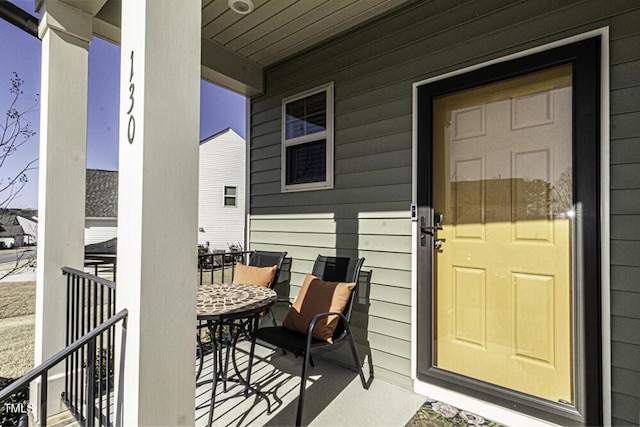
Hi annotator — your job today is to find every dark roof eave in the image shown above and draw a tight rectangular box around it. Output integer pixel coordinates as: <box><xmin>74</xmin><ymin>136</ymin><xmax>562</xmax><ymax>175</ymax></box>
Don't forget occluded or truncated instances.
<box><xmin>0</xmin><ymin>2</ymin><xmax>39</xmax><ymax>38</ymax></box>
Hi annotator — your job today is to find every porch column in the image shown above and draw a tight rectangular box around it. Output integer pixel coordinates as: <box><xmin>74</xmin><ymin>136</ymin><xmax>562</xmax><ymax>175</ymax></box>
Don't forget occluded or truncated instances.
<box><xmin>115</xmin><ymin>0</ymin><xmax>200</xmax><ymax>425</ymax></box>
<box><xmin>32</xmin><ymin>1</ymin><xmax>91</xmax><ymax>420</ymax></box>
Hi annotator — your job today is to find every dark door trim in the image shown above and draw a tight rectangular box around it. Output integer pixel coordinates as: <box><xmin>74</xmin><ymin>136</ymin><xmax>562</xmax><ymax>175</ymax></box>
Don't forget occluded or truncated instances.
<box><xmin>415</xmin><ymin>37</ymin><xmax>601</xmax><ymax>426</ymax></box>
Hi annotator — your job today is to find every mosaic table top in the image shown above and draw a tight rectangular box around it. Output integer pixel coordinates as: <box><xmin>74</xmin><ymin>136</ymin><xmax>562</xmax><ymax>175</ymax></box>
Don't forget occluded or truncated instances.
<box><xmin>197</xmin><ymin>283</ymin><xmax>277</xmax><ymax>320</ymax></box>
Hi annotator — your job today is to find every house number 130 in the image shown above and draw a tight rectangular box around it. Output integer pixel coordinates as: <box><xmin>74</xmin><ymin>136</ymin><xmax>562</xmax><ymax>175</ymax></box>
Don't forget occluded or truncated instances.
<box><xmin>127</xmin><ymin>50</ymin><xmax>136</xmax><ymax>144</ymax></box>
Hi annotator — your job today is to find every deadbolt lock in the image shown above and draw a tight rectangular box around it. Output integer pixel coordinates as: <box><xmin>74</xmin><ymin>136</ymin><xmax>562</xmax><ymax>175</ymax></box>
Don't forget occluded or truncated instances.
<box><xmin>419</xmin><ymin>213</ymin><xmax>444</xmax><ymax>246</ymax></box>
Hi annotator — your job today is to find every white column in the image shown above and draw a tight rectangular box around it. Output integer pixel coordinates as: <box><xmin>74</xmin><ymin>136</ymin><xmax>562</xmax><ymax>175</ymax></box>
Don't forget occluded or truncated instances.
<box><xmin>32</xmin><ymin>1</ymin><xmax>92</xmax><ymax>420</ymax></box>
<box><xmin>115</xmin><ymin>0</ymin><xmax>200</xmax><ymax>425</ymax></box>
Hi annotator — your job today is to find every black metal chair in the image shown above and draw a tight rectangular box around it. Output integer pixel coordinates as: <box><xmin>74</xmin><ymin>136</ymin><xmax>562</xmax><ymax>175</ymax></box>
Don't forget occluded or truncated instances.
<box><xmin>249</xmin><ymin>255</ymin><xmax>369</xmax><ymax>426</ymax></box>
<box><xmin>246</xmin><ymin>250</ymin><xmax>288</xmax><ymax>327</ymax></box>
<box><xmin>196</xmin><ymin>250</ymin><xmax>287</xmax><ymax>380</ymax></box>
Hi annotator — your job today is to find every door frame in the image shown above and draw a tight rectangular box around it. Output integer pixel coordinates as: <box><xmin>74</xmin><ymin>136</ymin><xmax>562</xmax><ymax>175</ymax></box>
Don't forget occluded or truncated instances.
<box><xmin>411</xmin><ymin>31</ymin><xmax>609</xmax><ymax>426</ymax></box>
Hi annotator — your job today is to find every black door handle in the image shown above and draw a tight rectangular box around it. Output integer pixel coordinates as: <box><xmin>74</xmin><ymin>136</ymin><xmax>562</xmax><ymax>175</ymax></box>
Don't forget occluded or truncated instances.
<box><xmin>420</xmin><ymin>214</ymin><xmax>443</xmax><ymax>246</ymax></box>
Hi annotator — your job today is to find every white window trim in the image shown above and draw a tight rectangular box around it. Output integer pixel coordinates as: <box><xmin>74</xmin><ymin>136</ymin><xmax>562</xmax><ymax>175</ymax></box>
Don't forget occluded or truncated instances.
<box><xmin>223</xmin><ymin>185</ymin><xmax>237</xmax><ymax>207</ymax></box>
<box><xmin>281</xmin><ymin>81</ymin><xmax>334</xmax><ymax>192</ymax></box>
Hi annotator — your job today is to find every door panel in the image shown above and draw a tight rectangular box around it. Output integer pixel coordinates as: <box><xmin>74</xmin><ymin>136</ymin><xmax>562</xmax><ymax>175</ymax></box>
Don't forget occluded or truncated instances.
<box><xmin>433</xmin><ymin>65</ymin><xmax>573</xmax><ymax>403</ymax></box>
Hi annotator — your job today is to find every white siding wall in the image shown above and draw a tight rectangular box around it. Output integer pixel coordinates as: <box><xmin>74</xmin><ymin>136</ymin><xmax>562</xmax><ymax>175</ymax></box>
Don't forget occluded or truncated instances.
<box><xmin>84</xmin><ymin>218</ymin><xmax>118</xmax><ymax>245</ymax></box>
<box><xmin>0</xmin><ymin>237</ymin><xmax>20</xmax><ymax>247</ymax></box>
<box><xmin>17</xmin><ymin>217</ymin><xmax>38</xmax><ymax>243</ymax></box>
<box><xmin>198</xmin><ymin>129</ymin><xmax>246</xmax><ymax>251</ymax></box>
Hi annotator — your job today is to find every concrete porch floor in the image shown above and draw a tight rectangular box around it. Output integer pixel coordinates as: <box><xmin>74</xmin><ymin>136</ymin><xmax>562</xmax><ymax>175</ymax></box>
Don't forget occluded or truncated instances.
<box><xmin>195</xmin><ymin>340</ymin><xmax>425</xmax><ymax>427</ymax></box>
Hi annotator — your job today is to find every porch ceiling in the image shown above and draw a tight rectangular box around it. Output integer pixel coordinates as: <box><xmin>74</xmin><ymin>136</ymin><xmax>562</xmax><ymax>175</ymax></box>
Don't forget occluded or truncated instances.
<box><xmin>199</xmin><ymin>0</ymin><xmax>411</xmax><ymax>67</ymax></box>
<box><xmin>66</xmin><ymin>0</ymin><xmax>414</xmax><ymax>95</ymax></box>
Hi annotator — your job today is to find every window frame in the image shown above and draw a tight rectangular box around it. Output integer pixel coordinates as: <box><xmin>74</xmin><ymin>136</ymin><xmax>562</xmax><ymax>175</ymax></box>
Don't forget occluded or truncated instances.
<box><xmin>223</xmin><ymin>185</ymin><xmax>237</xmax><ymax>207</ymax></box>
<box><xmin>281</xmin><ymin>82</ymin><xmax>334</xmax><ymax>192</ymax></box>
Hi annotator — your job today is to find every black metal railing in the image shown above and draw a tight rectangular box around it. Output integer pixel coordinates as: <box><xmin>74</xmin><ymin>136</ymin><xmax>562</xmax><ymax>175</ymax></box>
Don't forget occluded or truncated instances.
<box><xmin>84</xmin><ymin>255</ymin><xmax>117</xmax><ymax>280</ymax></box>
<box><xmin>0</xmin><ymin>309</ymin><xmax>127</xmax><ymax>427</ymax></box>
<box><xmin>62</xmin><ymin>267</ymin><xmax>117</xmax><ymax>426</ymax></box>
<box><xmin>198</xmin><ymin>250</ymin><xmax>253</xmax><ymax>286</ymax></box>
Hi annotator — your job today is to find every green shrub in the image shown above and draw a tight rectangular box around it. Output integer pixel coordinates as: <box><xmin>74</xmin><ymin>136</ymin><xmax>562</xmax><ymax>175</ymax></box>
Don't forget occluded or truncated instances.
<box><xmin>0</xmin><ymin>377</ymin><xmax>30</xmax><ymax>426</ymax></box>
<box><xmin>227</xmin><ymin>243</ymin><xmax>243</xmax><ymax>263</ymax></box>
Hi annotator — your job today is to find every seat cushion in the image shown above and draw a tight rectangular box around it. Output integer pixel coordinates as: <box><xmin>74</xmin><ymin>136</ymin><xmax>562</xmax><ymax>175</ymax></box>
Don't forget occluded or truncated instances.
<box><xmin>282</xmin><ymin>273</ymin><xmax>355</xmax><ymax>343</ymax></box>
<box><xmin>232</xmin><ymin>263</ymin><xmax>277</xmax><ymax>288</ymax></box>
<box><xmin>254</xmin><ymin>325</ymin><xmax>331</xmax><ymax>355</ymax></box>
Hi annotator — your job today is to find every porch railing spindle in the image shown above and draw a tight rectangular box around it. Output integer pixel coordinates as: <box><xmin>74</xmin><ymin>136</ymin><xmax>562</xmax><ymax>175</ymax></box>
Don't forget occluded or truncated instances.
<box><xmin>80</xmin><ymin>278</ymin><xmax>86</xmax><ymax>421</ymax></box>
<box><xmin>99</xmin><ymin>284</ymin><xmax>104</xmax><ymax>420</ymax></box>
<box><xmin>65</xmin><ymin>273</ymin><xmax>71</xmax><ymax>402</ymax></box>
<box><xmin>73</xmin><ymin>275</ymin><xmax>79</xmax><ymax>411</ymax></box>
<box><xmin>209</xmin><ymin>254</ymin><xmax>214</xmax><ymax>284</ymax></box>
<box><xmin>231</xmin><ymin>255</ymin><xmax>236</xmax><ymax>282</ymax></box>
<box><xmin>59</xmin><ymin>267</ymin><xmax>118</xmax><ymax>426</ymax></box>
<box><xmin>86</xmin><ymin>340</ymin><xmax>96</xmax><ymax>424</ymax></box>
<box><xmin>40</xmin><ymin>370</ymin><xmax>48</xmax><ymax>427</ymax></box>
<box><xmin>106</xmin><ymin>286</ymin><xmax>113</xmax><ymax>425</ymax></box>
<box><xmin>106</xmin><ymin>327</ymin><xmax>111</xmax><ymax>426</ymax></box>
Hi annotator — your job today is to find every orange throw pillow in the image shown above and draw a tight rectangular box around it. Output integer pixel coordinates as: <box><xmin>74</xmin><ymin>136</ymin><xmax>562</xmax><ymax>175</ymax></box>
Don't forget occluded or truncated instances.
<box><xmin>282</xmin><ymin>273</ymin><xmax>356</xmax><ymax>343</ymax></box>
<box><xmin>232</xmin><ymin>263</ymin><xmax>277</xmax><ymax>288</ymax></box>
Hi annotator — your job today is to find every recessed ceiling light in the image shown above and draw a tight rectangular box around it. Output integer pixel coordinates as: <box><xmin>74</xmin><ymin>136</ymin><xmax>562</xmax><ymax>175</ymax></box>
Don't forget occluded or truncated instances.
<box><xmin>228</xmin><ymin>0</ymin><xmax>254</xmax><ymax>15</ymax></box>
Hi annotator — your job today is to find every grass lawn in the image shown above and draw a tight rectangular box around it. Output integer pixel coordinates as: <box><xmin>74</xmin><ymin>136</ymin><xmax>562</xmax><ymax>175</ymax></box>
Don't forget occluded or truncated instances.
<box><xmin>0</xmin><ymin>323</ymin><xmax>34</xmax><ymax>379</ymax></box>
<box><xmin>0</xmin><ymin>281</ymin><xmax>36</xmax><ymax>379</ymax></box>
<box><xmin>0</xmin><ymin>281</ymin><xmax>35</xmax><ymax>319</ymax></box>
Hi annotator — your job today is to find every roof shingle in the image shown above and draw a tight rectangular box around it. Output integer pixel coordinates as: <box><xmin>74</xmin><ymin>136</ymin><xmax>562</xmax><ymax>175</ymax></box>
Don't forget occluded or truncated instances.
<box><xmin>86</xmin><ymin>169</ymin><xmax>118</xmax><ymax>218</ymax></box>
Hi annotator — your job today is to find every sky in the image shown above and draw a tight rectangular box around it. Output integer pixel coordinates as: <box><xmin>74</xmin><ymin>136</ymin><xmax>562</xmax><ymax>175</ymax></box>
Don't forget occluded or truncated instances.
<box><xmin>0</xmin><ymin>1</ymin><xmax>247</xmax><ymax>209</ymax></box>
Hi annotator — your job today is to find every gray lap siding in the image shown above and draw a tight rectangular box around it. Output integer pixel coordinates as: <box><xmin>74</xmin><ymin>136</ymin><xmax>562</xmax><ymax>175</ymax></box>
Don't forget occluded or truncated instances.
<box><xmin>249</xmin><ymin>0</ymin><xmax>640</xmax><ymax>422</ymax></box>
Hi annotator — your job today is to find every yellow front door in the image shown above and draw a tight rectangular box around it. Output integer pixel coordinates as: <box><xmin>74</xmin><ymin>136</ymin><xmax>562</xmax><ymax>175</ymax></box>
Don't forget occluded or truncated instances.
<box><xmin>433</xmin><ymin>65</ymin><xmax>574</xmax><ymax>403</ymax></box>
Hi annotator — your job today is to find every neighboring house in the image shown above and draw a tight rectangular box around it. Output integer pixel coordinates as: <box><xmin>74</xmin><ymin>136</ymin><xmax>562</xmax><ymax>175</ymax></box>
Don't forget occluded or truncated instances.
<box><xmin>198</xmin><ymin>128</ymin><xmax>246</xmax><ymax>251</ymax></box>
<box><xmin>0</xmin><ymin>213</ymin><xmax>37</xmax><ymax>248</ymax></box>
<box><xmin>85</xmin><ymin>169</ymin><xmax>118</xmax><ymax>245</ymax></box>
<box><xmin>84</xmin><ymin>129</ymin><xmax>246</xmax><ymax>250</ymax></box>
<box><xmin>0</xmin><ymin>223</ymin><xmax>26</xmax><ymax>248</ymax></box>
<box><xmin>16</xmin><ymin>216</ymin><xmax>38</xmax><ymax>244</ymax></box>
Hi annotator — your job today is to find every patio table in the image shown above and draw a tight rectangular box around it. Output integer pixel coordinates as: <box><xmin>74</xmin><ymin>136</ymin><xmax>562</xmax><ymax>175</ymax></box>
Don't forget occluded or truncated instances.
<box><xmin>196</xmin><ymin>283</ymin><xmax>277</xmax><ymax>426</ymax></box>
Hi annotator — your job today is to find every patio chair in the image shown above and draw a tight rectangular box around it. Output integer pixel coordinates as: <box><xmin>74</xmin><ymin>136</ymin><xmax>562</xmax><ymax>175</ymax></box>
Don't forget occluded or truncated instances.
<box><xmin>245</xmin><ymin>250</ymin><xmax>288</xmax><ymax>327</ymax></box>
<box><xmin>196</xmin><ymin>250</ymin><xmax>287</xmax><ymax>381</ymax></box>
<box><xmin>249</xmin><ymin>255</ymin><xmax>369</xmax><ymax>426</ymax></box>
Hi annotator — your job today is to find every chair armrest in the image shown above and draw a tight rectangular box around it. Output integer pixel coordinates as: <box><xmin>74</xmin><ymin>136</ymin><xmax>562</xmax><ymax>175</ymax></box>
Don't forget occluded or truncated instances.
<box><xmin>306</xmin><ymin>311</ymin><xmax>348</xmax><ymax>337</ymax></box>
<box><xmin>273</xmin><ymin>298</ymin><xmax>292</xmax><ymax>307</ymax></box>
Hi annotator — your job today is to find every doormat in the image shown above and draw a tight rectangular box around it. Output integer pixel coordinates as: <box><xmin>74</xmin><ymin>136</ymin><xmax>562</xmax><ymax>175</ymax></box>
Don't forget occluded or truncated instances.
<box><xmin>405</xmin><ymin>398</ymin><xmax>507</xmax><ymax>427</ymax></box>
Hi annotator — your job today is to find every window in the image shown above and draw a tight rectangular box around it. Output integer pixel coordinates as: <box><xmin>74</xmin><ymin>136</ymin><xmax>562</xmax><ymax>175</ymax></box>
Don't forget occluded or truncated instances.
<box><xmin>224</xmin><ymin>186</ymin><xmax>237</xmax><ymax>207</ymax></box>
<box><xmin>281</xmin><ymin>82</ymin><xmax>334</xmax><ymax>192</ymax></box>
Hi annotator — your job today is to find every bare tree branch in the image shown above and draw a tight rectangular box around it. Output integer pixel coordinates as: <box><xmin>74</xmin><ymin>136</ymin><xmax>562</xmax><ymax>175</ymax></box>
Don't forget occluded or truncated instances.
<box><xmin>0</xmin><ymin>72</ymin><xmax>39</xmax><ymax>280</ymax></box>
<box><xmin>0</xmin><ymin>247</ymin><xmax>36</xmax><ymax>281</ymax></box>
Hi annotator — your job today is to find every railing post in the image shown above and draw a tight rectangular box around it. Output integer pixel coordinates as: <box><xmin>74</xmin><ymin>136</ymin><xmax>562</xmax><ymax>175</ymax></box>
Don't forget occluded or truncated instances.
<box><xmin>79</xmin><ymin>277</ymin><xmax>85</xmax><ymax>420</ymax></box>
<box><xmin>86</xmin><ymin>339</ymin><xmax>96</xmax><ymax>424</ymax></box>
<box><xmin>114</xmin><ymin>316</ymin><xmax>127</xmax><ymax>427</ymax></box>
<box><xmin>40</xmin><ymin>371</ymin><xmax>48</xmax><ymax>427</ymax></box>
<box><xmin>73</xmin><ymin>274</ymin><xmax>79</xmax><ymax>411</ymax></box>
<box><xmin>209</xmin><ymin>254</ymin><xmax>214</xmax><ymax>284</ymax></box>
<box><xmin>65</xmin><ymin>272</ymin><xmax>70</xmax><ymax>403</ymax></box>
